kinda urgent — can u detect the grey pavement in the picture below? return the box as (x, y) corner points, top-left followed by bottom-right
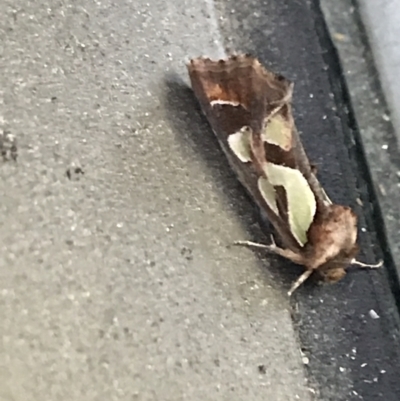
(321, 0), (400, 279)
(2, 0), (400, 400)
(356, 0), (400, 278)
(0, 1), (310, 400)
(359, 0), (400, 140)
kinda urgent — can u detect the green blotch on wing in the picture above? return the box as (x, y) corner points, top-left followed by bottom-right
(228, 128), (316, 246)
(258, 177), (279, 215)
(262, 163), (316, 246)
(262, 115), (291, 151)
(227, 128), (252, 162)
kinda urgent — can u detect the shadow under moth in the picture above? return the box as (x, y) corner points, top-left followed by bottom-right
(187, 54), (381, 296)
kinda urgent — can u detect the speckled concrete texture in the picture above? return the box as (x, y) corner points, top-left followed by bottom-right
(213, 1), (400, 400)
(0, 1), (310, 400)
(357, 0), (400, 142)
(321, 0), (400, 281)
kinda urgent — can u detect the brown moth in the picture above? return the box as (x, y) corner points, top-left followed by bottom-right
(187, 54), (381, 295)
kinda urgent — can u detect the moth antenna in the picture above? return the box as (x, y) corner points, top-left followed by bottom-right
(288, 269), (313, 296)
(350, 259), (383, 269)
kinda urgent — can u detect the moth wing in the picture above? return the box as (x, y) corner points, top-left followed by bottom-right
(187, 55), (293, 111)
(263, 162), (316, 246)
(187, 55), (304, 253)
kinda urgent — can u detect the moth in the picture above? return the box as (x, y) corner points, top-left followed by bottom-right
(187, 54), (381, 295)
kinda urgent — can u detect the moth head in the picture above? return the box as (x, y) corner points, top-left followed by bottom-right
(316, 242), (360, 283)
(319, 267), (347, 283)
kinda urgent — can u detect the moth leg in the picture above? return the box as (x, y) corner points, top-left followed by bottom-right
(233, 239), (306, 265)
(288, 270), (313, 297)
(233, 240), (272, 250)
(233, 239), (314, 296)
(233, 234), (277, 250)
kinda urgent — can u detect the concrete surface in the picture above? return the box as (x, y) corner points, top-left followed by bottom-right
(358, 0), (400, 144)
(2, 0), (400, 400)
(216, 2), (400, 400)
(213, 1), (400, 400)
(317, 2), (400, 400)
(0, 1), (310, 400)
(321, 0), (400, 284)
(322, 0), (400, 286)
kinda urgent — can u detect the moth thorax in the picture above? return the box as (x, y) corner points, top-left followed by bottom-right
(306, 204), (359, 270)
